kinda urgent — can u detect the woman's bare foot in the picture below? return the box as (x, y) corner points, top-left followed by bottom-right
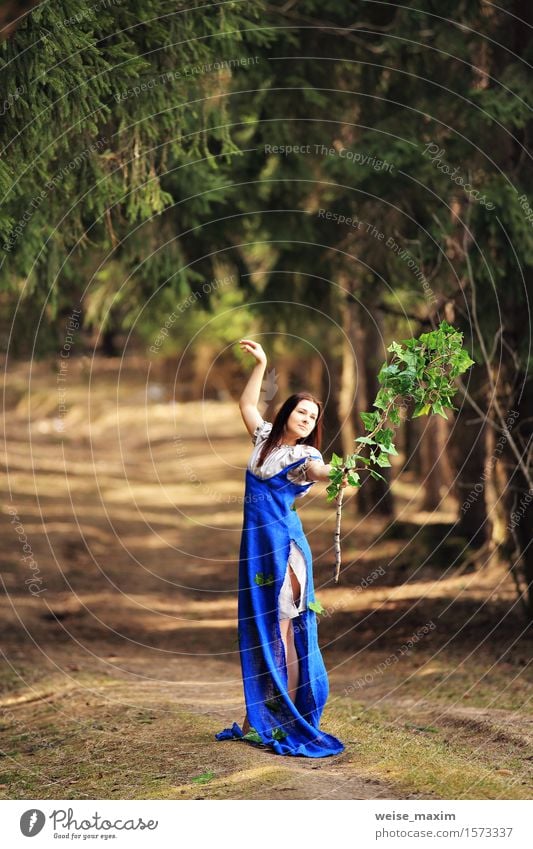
(242, 715), (251, 734)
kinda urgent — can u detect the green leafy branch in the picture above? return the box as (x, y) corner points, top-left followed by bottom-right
(327, 320), (475, 583)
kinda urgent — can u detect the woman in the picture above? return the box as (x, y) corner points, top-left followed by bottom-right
(215, 339), (347, 758)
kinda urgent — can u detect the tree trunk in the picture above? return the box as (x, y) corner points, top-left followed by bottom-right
(486, 420), (509, 549)
(100, 326), (118, 358)
(448, 365), (492, 547)
(400, 397), (423, 476)
(191, 344), (213, 400)
(337, 281), (358, 463)
(0, 0), (40, 41)
(308, 354), (323, 398)
(420, 414), (447, 511)
(440, 416), (455, 491)
(320, 345), (344, 459)
(356, 303), (394, 517)
(500, 371), (533, 619)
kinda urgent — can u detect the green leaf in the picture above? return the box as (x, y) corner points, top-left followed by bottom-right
(387, 341), (404, 356)
(399, 351), (420, 369)
(243, 728), (263, 744)
(271, 727), (288, 741)
(308, 599), (326, 614)
(453, 350), (475, 373)
(254, 572), (274, 586)
(360, 411), (380, 431)
(412, 402), (431, 417)
(431, 401), (449, 419)
(374, 388), (394, 409)
(369, 469), (386, 482)
(378, 362), (400, 383)
(378, 442), (399, 456)
(355, 436), (377, 445)
(375, 452), (392, 467)
(192, 771), (215, 784)
(419, 329), (440, 350)
(374, 427), (394, 448)
(347, 472), (361, 485)
(330, 452), (343, 467)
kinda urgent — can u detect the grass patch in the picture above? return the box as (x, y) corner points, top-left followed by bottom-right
(334, 699), (533, 800)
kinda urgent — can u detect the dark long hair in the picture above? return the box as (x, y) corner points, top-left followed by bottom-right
(257, 392), (324, 467)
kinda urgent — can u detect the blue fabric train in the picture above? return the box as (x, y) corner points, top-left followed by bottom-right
(215, 456), (345, 758)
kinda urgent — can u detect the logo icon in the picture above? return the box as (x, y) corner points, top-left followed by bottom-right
(20, 809), (45, 837)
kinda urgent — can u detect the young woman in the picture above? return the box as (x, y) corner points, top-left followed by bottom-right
(215, 339), (347, 758)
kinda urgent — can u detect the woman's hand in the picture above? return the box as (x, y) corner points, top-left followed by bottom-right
(238, 338), (267, 366)
(310, 462), (350, 485)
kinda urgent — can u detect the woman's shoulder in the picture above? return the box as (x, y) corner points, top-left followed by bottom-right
(286, 444), (324, 491)
(297, 443), (324, 464)
(252, 418), (273, 445)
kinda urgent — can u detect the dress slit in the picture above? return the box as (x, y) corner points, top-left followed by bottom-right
(278, 539), (307, 620)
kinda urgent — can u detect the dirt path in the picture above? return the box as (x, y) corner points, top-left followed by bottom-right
(1, 365), (532, 799)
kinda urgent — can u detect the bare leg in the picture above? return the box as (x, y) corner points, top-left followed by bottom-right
(280, 617), (300, 702)
(280, 563), (302, 702)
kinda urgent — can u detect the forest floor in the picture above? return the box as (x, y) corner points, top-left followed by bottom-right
(1, 359), (532, 800)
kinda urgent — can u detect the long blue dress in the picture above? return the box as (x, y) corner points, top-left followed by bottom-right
(215, 455), (345, 758)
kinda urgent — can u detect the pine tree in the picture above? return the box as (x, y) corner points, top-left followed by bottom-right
(0, 0), (271, 316)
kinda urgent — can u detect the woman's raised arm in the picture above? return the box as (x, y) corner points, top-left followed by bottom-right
(237, 339), (267, 438)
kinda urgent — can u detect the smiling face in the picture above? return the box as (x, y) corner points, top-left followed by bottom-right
(284, 399), (320, 443)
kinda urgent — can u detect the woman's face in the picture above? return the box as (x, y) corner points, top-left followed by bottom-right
(285, 400), (319, 441)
